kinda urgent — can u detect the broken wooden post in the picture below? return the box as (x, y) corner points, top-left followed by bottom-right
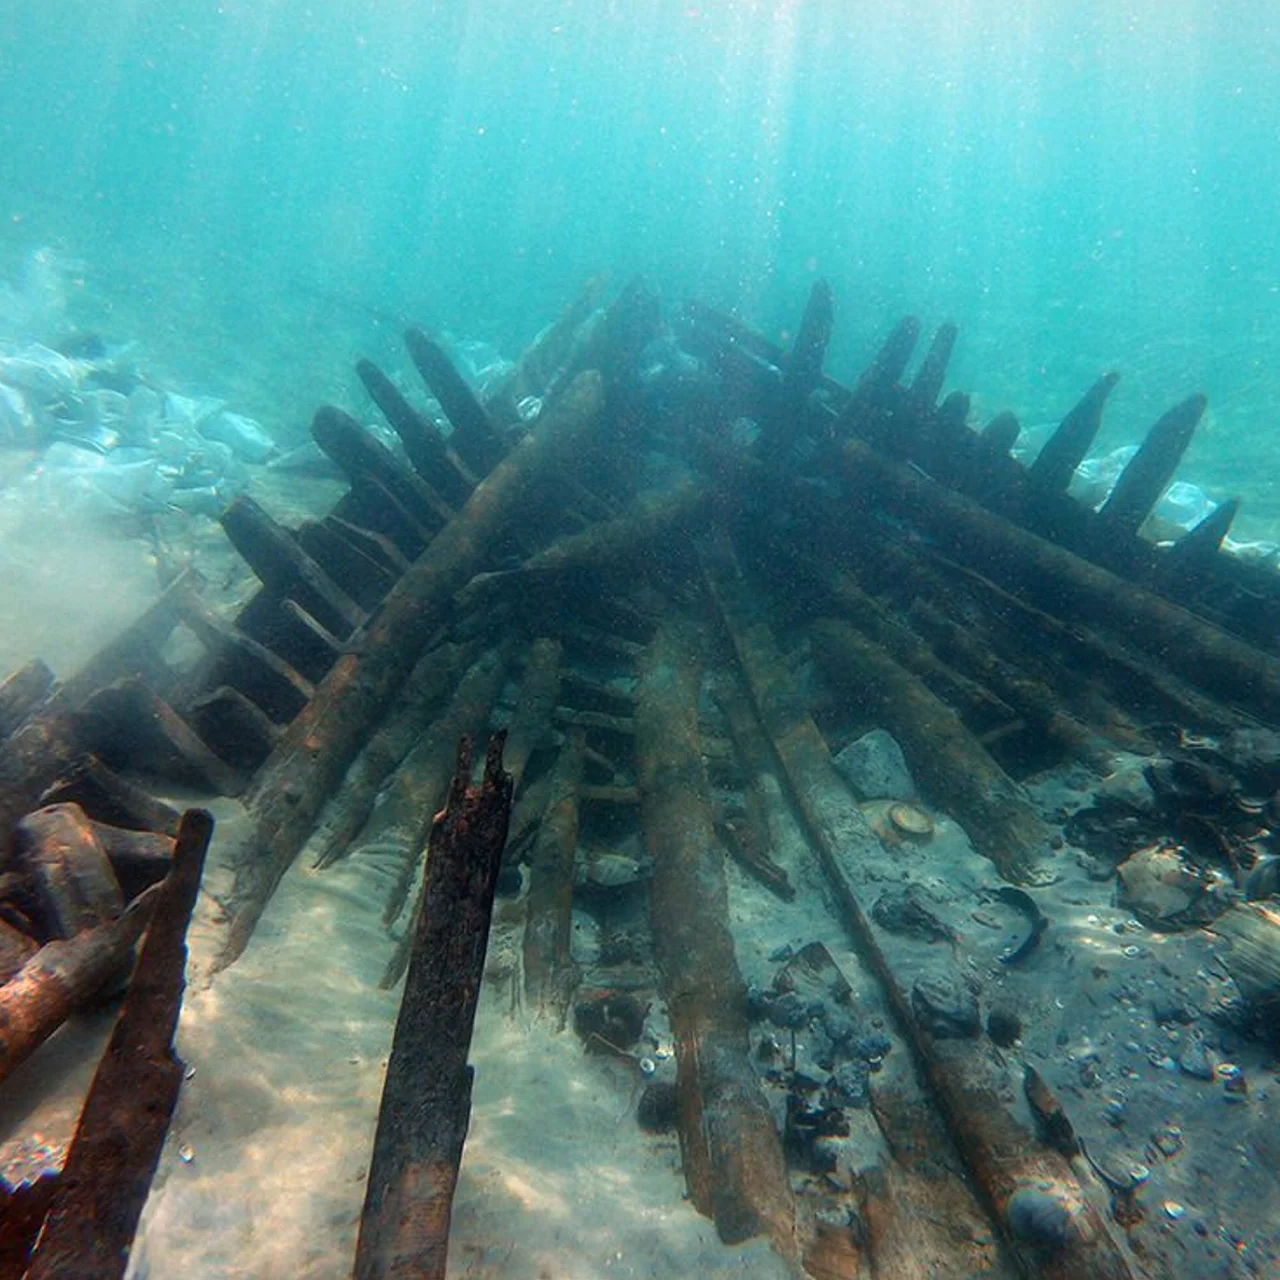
(24, 809), (212, 1280)
(216, 371), (603, 970)
(354, 735), (513, 1280)
(636, 618), (797, 1258)
(522, 730), (584, 1024)
(809, 617), (1051, 881)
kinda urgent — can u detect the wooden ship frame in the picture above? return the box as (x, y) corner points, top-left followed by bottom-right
(3, 275), (1280, 1278)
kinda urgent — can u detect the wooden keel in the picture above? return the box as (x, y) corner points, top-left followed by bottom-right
(24, 810), (213, 1280)
(636, 618), (797, 1258)
(353, 735), (513, 1280)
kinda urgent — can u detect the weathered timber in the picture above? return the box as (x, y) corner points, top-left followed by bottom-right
(1029, 373), (1120, 495)
(216, 370), (603, 970)
(1097, 393), (1207, 537)
(551, 706), (734, 760)
(522, 730), (584, 1024)
(312, 641), (469, 870)
(354, 736), (513, 1280)
(404, 327), (508, 475)
(369, 645), (511, 933)
(326, 513), (413, 577)
(313, 404), (454, 529)
(88, 820), (173, 901)
(840, 437), (1280, 722)
(982, 410), (1022, 455)
(715, 676), (795, 901)
(836, 316), (920, 433)
(356, 357), (475, 507)
(910, 321), (958, 407)
(296, 519), (399, 612)
(24, 809), (212, 1280)
(221, 495), (365, 637)
(40, 757), (181, 838)
(74, 678), (245, 797)
(762, 279), (833, 457)
(810, 617), (1049, 879)
(336, 477), (432, 560)
(863, 1074), (1020, 1280)
(0, 886), (157, 1087)
(636, 618), (797, 1257)
(188, 684), (281, 770)
(502, 638), (563, 791)
(489, 278), (607, 421)
(904, 598), (1119, 770)
(0, 659), (54, 741)
(1157, 497), (1240, 590)
(0, 574), (198, 857)
(579, 783), (639, 806)
(176, 586), (313, 723)
(14, 804), (124, 938)
(455, 480), (709, 609)
(703, 535), (1135, 1280)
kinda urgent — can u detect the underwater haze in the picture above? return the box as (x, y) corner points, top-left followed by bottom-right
(2, 0), (1279, 518)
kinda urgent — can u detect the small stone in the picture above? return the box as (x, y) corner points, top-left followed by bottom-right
(637, 1081), (679, 1133)
(178, 1144), (195, 1164)
(1178, 1041), (1216, 1081)
(1007, 1187), (1072, 1248)
(1152, 1126), (1183, 1157)
(1163, 1201), (1186, 1220)
(767, 991), (809, 1030)
(826, 1060), (870, 1109)
(912, 974), (980, 1039)
(834, 729), (915, 801)
(850, 1031), (892, 1063)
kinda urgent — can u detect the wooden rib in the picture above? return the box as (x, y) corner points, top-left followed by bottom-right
(312, 404), (454, 528)
(1029, 373), (1120, 494)
(221, 495), (365, 637)
(1098, 392), (1207, 535)
(354, 736), (513, 1280)
(910, 321), (958, 407)
(356, 357), (475, 506)
(404, 327), (507, 475)
(0, 659), (54, 741)
(522, 730), (584, 1025)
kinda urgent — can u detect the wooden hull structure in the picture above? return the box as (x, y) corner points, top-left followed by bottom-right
(4, 275), (1279, 1278)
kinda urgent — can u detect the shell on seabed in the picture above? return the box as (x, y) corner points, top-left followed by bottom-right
(889, 802), (934, 840)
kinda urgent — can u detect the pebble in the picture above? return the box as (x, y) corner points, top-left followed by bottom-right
(1178, 1041), (1216, 1081)
(1164, 1201), (1187, 1220)
(1007, 1187), (1072, 1248)
(987, 1005), (1023, 1048)
(833, 729), (915, 801)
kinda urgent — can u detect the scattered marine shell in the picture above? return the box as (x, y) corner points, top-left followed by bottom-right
(889, 802), (934, 840)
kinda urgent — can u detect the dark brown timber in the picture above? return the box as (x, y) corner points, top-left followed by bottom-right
(353, 735), (513, 1280)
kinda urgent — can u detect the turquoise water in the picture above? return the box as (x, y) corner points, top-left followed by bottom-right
(2, 0), (1278, 522)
